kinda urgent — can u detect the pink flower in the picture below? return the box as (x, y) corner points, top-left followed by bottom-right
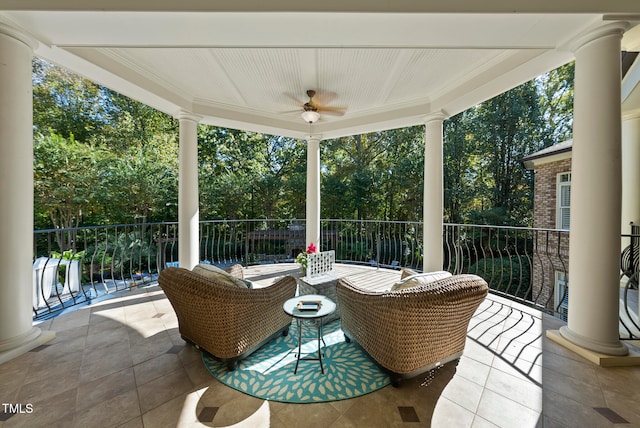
(306, 242), (317, 254)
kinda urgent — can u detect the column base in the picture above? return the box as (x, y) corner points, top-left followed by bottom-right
(0, 327), (56, 365)
(548, 329), (640, 367)
(558, 325), (628, 356)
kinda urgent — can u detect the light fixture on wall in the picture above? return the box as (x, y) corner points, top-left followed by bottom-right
(301, 109), (320, 124)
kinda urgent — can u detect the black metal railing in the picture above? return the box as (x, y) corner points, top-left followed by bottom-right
(620, 223), (640, 340)
(32, 222), (176, 318)
(32, 219), (637, 338)
(323, 219), (423, 269)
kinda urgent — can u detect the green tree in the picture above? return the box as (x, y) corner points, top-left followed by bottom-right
(34, 132), (110, 242)
(442, 64), (574, 226)
(444, 114), (476, 223)
(97, 89), (178, 151)
(466, 81), (544, 225)
(198, 128), (305, 220)
(100, 137), (179, 224)
(279, 140), (308, 219)
(33, 58), (180, 227)
(380, 126), (424, 221)
(323, 133), (389, 220)
(536, 61), (574, 145)
(33, 58), (107, 144)
(199, 128), (261, 219)
(32, 56), (576, 229)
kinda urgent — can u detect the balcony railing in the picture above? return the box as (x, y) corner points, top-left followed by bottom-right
(620, 223), (640, 339)
(31, 219), (639, 340)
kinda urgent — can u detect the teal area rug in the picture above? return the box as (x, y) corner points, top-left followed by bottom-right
(202, 320), (390, 403)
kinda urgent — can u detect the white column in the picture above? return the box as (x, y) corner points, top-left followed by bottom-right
(177, 111), (201, 270)
(306, 134), (322, 249)
(0, 25), (54, 364)
(423, 113), (446, 272)
(559, 23), (629, 356)
(621, 112), (640, 231)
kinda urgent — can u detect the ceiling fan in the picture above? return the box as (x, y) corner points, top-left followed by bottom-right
(288, 90), (346, 123)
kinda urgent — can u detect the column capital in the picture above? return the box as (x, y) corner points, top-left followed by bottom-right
(0, 24), (37, 50)
(175, 110), (202, 123)
(568, 21), (629, 53)
(305, 133), (323, 142)
(423, 111), (448, 124)
(622, 109), (640, 121)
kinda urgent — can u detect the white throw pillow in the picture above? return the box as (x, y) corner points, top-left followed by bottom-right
(391, 270), (452, 291)
(192, 264), (250, 289)
(400, 267), (419, 279)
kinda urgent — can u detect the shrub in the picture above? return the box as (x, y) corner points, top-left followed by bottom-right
(469, 256), (531, 299)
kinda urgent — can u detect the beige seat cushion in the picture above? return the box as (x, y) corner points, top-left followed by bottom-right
(391, 270), (452, 291)
(192, 264), (252, 288)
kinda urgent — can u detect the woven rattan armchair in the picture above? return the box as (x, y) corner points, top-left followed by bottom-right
(158, 266), (297, 370)
(337, 274), (488, 386)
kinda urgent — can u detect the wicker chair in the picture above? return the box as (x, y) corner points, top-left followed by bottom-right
(158, 266), (297, 370)
(337, 274), (488, 386)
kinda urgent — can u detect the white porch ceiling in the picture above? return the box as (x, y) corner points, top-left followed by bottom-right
(1, 3), (640, 139)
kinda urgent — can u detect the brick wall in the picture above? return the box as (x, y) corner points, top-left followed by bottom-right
(531, 230), (570, 314)
(531, 158), (571, 317)
(532, 158), (572, 229)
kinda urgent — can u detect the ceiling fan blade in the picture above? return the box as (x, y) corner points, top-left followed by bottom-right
(284, 93), (304, 105)
(314, 90), (338, 105)
(321, 109), (345, 117)
(281, 90), (345, 119)
(321, 105), (346, 111)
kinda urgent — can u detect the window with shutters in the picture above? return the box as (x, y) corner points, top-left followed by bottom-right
(556, 172), (571, 230)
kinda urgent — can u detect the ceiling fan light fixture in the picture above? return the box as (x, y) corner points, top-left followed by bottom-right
(301, 110), (320, 123)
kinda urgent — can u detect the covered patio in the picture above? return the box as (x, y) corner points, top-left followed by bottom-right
(2, 263), (637, 427)
(2, 3), (640, 425)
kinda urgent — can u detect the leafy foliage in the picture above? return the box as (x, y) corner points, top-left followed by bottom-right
(323, 127), (424, 221)
(34, 131), (109, 232)
(469, 256), (531, 299)
(536, 62), (574, 144)
(33, 57), (574, 229)
(443, 72), (573, 226)
(33, 58), (107, 143)
(33, 58), (179, 230)
(198, 128), (306, 220)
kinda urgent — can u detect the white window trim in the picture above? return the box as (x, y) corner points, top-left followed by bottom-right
(556, 172), (571, 230)
(554, 271), (568, 320)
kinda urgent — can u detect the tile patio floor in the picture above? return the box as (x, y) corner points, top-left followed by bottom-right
(1, 263), (639, 427)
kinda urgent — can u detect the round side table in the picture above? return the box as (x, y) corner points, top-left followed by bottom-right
(283, 294), (337, 374)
